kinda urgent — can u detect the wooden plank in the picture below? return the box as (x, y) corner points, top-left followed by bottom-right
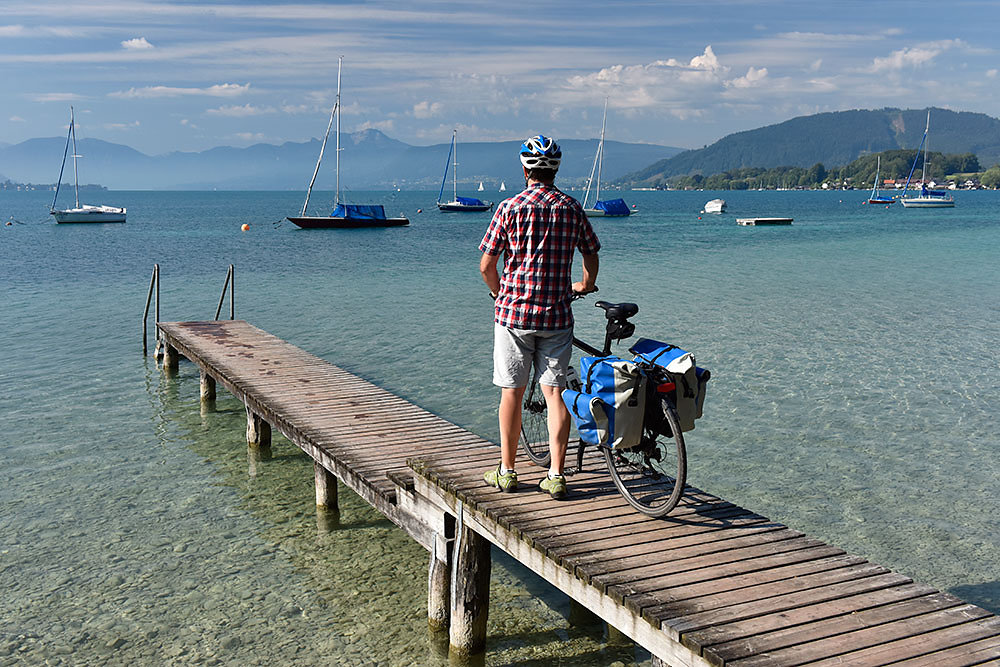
(704, 591), (968, 665)
(887, 633), (1000, 666)
(728, 605), (997, 667)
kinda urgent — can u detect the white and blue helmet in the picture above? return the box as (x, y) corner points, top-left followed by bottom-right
(519, 135), (562, 170)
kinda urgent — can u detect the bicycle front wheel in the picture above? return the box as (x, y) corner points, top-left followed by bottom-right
(519, 369), (552, 467)
(604, 400), (687, 517)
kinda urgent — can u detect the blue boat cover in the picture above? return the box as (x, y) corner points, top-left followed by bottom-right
(595, 198), (631, 216)
(921, 185), (948, 197)
(332, 203), (387, 219)
(456, 196), (487, 206)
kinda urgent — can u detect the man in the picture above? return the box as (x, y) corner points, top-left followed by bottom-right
(479, 135), (600, 499)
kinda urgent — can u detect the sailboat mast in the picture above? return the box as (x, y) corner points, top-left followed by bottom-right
(871, 155), (880, 198)
(920, 110), (930, 187)
(595, 97), (608, 202)
(301, 94), (338, 216)
(70, 106), (80, 208)
(335, 56), (342, 206)
(452, 129), (458, 202)
(52, 108), (73, 212)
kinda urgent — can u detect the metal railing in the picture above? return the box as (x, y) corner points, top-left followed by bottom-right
(142, 264), (236, 355)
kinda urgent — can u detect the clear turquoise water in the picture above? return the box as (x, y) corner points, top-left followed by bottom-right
(2, 188), (998, 665)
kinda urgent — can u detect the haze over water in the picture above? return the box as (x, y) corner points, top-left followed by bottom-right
(2, 188), (998, 665)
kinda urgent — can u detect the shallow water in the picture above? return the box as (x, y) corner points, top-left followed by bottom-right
(2, 188), (998, 664)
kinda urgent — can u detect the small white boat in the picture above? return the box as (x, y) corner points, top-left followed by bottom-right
(499, 181), (506, 192)
(702, 198), (726, 214)
(899, 111), (955, 209)
(477, 181), (484, 192)
(736, 217), (793, 226)
(50, 107), (126, 223)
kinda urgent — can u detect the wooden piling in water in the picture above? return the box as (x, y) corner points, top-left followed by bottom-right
(200, 370), (216, 402)
(314, 461), (338, 512)
(427, 534), (451, 633)
(448, 518), (490, 656)
(163, 342), (179, 371)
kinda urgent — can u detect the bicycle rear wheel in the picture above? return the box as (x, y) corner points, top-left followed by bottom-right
(603, 400), (686, 517)
(519, 369), (552, 467)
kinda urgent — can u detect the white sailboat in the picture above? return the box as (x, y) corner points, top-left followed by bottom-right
(582, 98), (630, 218)
(899, 110), (954, 208)
(50, 106), (126, 223)
(499, 181), (506, 192)
(436, 129), (492, 212)
(477, 181), (484, 192)
(287, 57), (408, 228)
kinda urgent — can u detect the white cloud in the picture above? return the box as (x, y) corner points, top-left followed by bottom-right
(809, 59), (823, 72)
(31, 92), (82, 102)
(868, 40), (963, 72)
(9, 115), (25, 122)
(726, 67), (768, 89)
(988, 69), (998, 78)
(181, 119), (200, 129)
(355, 119), (395, 133)
(0, 24), (24, 36)
(412, 101), (442, 119)
(104, 121), (141, 130)
(233, 132), (268, 142)
(121, 37), (154, 50)
(206, 104), (274, 117)
(109, 83), (250, 99)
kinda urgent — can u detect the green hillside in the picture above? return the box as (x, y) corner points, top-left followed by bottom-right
(623, 108), (1000, 186)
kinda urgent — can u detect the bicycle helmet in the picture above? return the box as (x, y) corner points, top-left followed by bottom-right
(519, 135), (562, 170)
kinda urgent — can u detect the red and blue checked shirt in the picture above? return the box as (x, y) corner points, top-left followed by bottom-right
(479, 183), (601, 330)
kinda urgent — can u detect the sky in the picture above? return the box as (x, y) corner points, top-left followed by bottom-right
(2, 0), (999, 155)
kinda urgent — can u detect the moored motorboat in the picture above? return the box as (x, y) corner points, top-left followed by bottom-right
(702, 198), (726, 214)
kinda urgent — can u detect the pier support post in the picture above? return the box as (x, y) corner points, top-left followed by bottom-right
(449, 516), (490, 657)
(163, 343), (179, 372)
(200, 371), (216, 402)
(314, 461), (338, 512)
(245, 405), (272, 460)
(428, 530), (451, 633)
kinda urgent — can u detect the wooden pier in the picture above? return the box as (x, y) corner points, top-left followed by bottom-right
(155, 320), (1000, 666)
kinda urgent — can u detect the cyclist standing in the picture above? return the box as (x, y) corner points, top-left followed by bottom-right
(479, 135), (600, 499)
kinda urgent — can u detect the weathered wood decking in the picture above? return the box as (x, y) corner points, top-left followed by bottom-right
(156, 320), (1000, 666)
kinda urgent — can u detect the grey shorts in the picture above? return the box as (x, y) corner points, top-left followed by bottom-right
(493, 324), (573, 389)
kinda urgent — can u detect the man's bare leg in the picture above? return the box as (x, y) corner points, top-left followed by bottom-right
(498, 386), (526, 470)
(540, 383), (570, 475)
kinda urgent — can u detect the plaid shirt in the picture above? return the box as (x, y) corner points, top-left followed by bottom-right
(479, 183), (601, 330)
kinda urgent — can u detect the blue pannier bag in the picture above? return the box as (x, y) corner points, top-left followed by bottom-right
(561, 356), (646, 449)
(630, 338), (710, 432)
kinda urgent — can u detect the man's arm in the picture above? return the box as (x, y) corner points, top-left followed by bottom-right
(480, 252), (501, 296)
(572, 252), (599, 294)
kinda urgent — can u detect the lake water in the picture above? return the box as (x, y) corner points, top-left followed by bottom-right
(2, 188), (999, 665)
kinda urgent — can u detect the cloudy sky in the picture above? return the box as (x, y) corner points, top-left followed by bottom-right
(2, 0), (998, 154)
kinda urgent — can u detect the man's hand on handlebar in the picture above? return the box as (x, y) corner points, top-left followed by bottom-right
(571, 283), (599, 297)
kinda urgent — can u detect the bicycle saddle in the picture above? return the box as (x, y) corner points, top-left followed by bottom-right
(594, 300), (638, 320)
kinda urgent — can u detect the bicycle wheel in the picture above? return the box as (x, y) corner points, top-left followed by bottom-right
(603, 399), (687, 517)
(519, 368), (552, 467)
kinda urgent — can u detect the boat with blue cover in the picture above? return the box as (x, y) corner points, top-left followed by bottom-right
(288, 57), (408, 229)
(582, 98), (631, 218)
(436, 129), (492, 212)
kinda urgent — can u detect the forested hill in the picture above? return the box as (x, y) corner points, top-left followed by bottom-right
(623, 108), (1000, 186)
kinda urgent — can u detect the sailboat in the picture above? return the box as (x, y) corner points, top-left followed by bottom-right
(867, 155), (895, 205)
(287, 57), (409, 228)
(50, 107), (126, 223)
(499, 181), (506, 192)
(436, 129), (492, 212)
(899, 110), (954, 208)
(477, 182), (484, 192)
(582, 98), (630, 218)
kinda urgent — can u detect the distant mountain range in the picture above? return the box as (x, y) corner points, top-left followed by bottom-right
(0, 130), (681, 191)
(622, 108), (1000, 186)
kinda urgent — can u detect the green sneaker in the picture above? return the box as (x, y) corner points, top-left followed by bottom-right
(484, 465), (518, 492)
(539, 474), (567, 499)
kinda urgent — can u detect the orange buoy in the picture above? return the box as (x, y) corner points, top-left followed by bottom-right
(417, 208), (422, 214)
(241, 223), (250, 231)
